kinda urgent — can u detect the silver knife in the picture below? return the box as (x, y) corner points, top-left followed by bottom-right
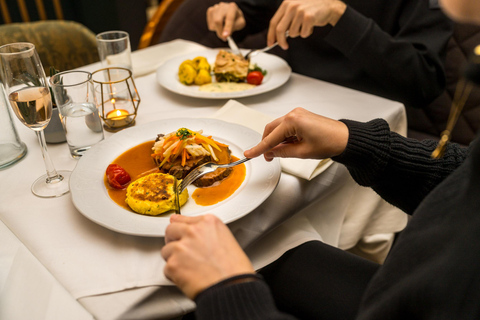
(174, 177), (181, 215)
(227, 36), (243, 57)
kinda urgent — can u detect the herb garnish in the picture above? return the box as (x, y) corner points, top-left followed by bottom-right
(176, 128), (193, 140)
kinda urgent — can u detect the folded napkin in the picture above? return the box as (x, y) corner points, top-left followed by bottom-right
(132, 39), (207, 77)
(211, 100), (333, 180)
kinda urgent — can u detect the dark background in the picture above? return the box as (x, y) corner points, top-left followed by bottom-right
(0, 0), (151, 49)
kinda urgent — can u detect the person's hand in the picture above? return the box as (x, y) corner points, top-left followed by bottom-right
(161, 214), (254, 299)
(267, 0), (347, 49)
(244, 108), (349, 161)
(207, 2), (246, 40)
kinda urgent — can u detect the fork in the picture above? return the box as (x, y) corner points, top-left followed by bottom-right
(244, 31), (289, 60)
(177, 158), (251, 193)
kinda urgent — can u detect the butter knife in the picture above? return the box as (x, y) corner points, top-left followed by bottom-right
(227, 36), (243, 57)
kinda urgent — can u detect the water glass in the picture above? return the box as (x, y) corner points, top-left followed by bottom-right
(50, 70), (104, 158)
(0, 84), (27, 169)
(96, 31), (132, 72)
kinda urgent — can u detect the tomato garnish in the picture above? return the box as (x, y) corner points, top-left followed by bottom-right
(246, 71), (264, 85)
(106, 164), (131, 189)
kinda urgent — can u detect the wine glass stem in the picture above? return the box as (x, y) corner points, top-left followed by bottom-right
(35, 129), (63, 183)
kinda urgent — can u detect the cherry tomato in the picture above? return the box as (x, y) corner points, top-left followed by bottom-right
(246, 71), (264, 85)
(106, 164), (131, 189)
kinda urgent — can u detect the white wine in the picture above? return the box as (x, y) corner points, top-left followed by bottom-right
(9, 87), (52, 130)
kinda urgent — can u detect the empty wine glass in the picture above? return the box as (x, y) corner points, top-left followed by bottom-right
(0, 42), (70, 198)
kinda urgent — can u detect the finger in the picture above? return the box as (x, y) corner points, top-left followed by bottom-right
(164, 221), (190, 244)
(222, 3), (238, 38)
(170, 214), (205, 224)
(267, 3), (287, 46)
(245, 122), (295, 158)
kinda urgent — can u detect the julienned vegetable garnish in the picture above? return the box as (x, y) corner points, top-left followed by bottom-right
(152, 128), (225, 168)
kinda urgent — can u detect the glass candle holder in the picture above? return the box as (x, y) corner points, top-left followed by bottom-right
(91, 67), (140, 132)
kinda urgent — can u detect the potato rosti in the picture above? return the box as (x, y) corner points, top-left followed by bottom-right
(125, 173), (188, 215)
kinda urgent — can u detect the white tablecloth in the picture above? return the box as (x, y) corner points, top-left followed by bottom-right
(0, 39), (408, 320)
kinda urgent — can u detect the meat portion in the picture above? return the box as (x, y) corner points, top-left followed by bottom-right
(156, 145), (233, 187)
(193, 167), (233, 187)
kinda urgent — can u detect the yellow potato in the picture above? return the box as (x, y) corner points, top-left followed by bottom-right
(178, 62), (197, 85)
(125, 173), (188, 216)
(194, 69), (212, 85)
(193, 56), (211, 72)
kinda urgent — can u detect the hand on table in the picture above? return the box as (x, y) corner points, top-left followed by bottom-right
(207, 2), (246, 40)
(268, 0), (347, 49)
(161, 214), (254, 299)
(244, 107), (349, 162)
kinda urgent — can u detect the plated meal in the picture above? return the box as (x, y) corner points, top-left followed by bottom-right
(104, 127), (247, 215)
(178, 50), (267, 93)
(70, 118), (281, 237)
(156, 49), (291, 99)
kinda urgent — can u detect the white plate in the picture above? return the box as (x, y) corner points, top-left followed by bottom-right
(70, 118), (281, 237)
(156, 49), (291, 99)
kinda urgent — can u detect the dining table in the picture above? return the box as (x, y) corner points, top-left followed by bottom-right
(0, 39), (408, 320)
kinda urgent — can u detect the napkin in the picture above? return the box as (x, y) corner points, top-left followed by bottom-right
(132, 39), (207, 77)
(211, 100), (333, 180)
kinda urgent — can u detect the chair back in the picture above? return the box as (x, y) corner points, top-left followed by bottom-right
(0, 20), (99, 74)
(406, 23), (480, 145)
(0, 0), (64, 24)
(138, 0), (185, 49)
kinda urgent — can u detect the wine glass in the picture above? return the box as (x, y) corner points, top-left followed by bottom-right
(0, 42), (70, 198)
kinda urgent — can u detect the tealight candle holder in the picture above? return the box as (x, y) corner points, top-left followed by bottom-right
(92, 67), (140, 132)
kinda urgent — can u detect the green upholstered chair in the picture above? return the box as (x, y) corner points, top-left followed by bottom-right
(0, 20), (99, 74)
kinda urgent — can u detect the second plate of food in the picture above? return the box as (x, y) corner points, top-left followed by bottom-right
(156, 49), (291, 99)
(70, 118), (281, 237)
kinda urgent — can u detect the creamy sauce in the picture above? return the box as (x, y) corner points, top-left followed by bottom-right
(199, 82), (255, 93)
(105, 140), (246, 211)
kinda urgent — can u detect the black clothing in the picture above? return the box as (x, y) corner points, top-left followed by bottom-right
(236, 0), (453, 108)
(159, 0), (453, 108)
(194, 119), (480, 319)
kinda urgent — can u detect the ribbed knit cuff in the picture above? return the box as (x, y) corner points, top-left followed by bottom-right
(195, 274), (288, 320)
(332, 118), (391, 186)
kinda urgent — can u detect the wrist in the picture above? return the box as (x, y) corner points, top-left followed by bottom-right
(329, 1), (347, 26)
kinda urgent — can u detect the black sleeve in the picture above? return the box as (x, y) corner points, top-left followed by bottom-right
(325, 1), (453, 108)
(332, 119), (468, 214)
(195, 277), (296, 320)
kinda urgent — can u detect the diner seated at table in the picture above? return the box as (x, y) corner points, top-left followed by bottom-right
(159, 0), (453, 109)
(163, 100), (479, 318)
(162, 0), (480, 309)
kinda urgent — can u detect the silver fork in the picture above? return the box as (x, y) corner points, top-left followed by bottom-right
(244, 31), (289, 60)
(177, 158), (251, 193)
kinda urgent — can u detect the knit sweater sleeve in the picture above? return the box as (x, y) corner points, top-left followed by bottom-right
(332, 119), (468, 214)
(195, 277), (296, 320)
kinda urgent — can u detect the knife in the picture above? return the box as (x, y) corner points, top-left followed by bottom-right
(174, 177), (181, 215)
(227, 36), (243, 57)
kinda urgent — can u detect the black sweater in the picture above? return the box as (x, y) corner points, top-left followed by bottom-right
(194, 119), (480, 319)
(236, 0), (453, 108)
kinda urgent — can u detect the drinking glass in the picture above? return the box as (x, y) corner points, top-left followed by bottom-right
(0, 42), (70, 198)
(50, 70), (104, 158)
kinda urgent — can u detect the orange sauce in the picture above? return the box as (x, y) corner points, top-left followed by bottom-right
(105, 141), (159, 210)
(105, 140), (246, 210)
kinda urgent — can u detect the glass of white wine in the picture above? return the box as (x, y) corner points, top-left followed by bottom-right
(0, 42), (70, 198)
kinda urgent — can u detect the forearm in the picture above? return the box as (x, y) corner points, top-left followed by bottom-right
(333, 119), (468, 214)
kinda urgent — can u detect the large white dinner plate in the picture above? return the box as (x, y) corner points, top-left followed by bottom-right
(70, 118), (281, 237)
(156, 49), (291, 99)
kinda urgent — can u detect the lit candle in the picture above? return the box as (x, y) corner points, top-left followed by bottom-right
(106, 108), (131, 128)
